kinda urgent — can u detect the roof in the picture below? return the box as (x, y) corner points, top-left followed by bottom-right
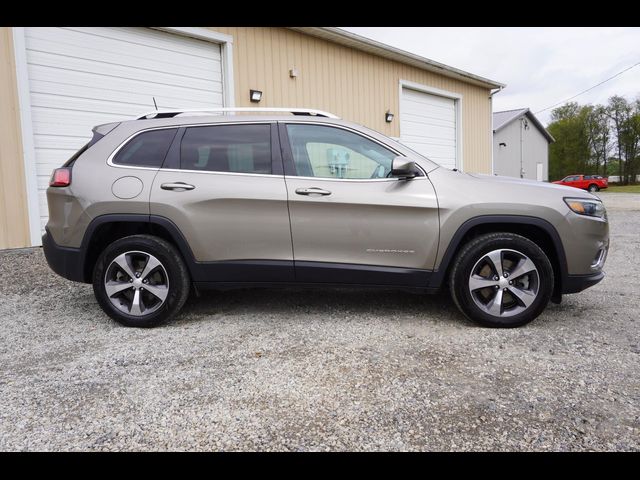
(290, 27), (505, 90)
(493, 108), (555, 143)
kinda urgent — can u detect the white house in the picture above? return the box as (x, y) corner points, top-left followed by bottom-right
(493, 108), (554, 181)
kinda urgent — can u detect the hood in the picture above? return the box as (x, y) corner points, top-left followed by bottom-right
(465, 173), (594, 197)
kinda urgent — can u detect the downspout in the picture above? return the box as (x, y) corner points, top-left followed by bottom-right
(520, 118), (523, 178)
(489, 87), (504, 175)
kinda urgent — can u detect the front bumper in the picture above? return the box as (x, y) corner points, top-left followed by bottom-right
(42, 228), (86, 283)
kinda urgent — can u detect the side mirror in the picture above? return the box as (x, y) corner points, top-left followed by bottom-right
(391, 156), (418, 179)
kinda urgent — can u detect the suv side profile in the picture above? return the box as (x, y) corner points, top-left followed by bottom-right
(43, 108), (609, 328)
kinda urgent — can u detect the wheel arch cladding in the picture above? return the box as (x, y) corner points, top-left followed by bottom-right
(431, 215), (567, 296)
(80, 214), (197, 283)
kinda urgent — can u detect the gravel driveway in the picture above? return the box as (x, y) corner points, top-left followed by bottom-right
(0, 193), (638, 451)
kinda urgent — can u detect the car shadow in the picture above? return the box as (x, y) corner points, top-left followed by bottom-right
(177, 286), (468, 327)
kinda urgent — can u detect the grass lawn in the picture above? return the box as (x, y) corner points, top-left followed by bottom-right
(602, 184), (640, 193)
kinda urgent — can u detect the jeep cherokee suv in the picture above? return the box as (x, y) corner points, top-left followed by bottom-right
(42, 108), (609, 328)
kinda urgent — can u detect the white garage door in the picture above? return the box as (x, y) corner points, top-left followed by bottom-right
(400, 87), (457, 170)
(23, 27), (225, 233)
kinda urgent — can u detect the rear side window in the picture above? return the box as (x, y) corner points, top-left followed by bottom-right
(180, 124), (271, 174)
(113, 128), (178, 168)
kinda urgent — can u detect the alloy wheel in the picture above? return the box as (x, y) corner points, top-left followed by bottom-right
(104, 251), (169, 316)
(468, 248), (540, 317)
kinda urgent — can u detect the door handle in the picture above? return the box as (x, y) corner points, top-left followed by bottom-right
(295, 187), (332, 196)
(161, 182), (195, 191)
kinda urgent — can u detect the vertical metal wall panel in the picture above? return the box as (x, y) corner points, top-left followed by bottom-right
(0, 27), (31, 249)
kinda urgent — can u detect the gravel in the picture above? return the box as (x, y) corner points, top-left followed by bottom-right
(0, 192), (638, 451)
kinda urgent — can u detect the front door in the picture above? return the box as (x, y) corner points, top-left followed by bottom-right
(280, 122), (439, 286)
(150, 122), (294, 282)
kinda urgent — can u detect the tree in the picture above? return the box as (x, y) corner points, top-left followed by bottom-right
(545, 95), (639, 184)
(584, 105), (610, 176)
(547, 102), (591, 180)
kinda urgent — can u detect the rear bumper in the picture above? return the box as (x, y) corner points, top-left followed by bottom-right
(562, 271), (605, 294)
(42, 229), (86, 283)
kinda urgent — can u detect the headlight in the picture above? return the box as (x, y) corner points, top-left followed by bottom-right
(564, 197), (606, 218)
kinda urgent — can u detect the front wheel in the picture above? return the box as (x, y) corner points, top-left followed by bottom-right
(588, 184), (599, 192)
(449, 233), (554, 328)
(92, 235), (190, 327)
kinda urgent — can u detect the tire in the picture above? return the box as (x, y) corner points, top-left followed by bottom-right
(588, 184), (599, 192)
(92, 235), (190, 328)
(449, 232), (554, 328)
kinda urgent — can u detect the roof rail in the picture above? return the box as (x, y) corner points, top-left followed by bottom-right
(136, 107), (340, 120)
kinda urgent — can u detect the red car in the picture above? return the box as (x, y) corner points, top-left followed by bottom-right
(552, 174), (608, 192)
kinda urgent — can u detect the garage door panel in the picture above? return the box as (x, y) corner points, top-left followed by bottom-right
(28, 27), (222, 64)
(400, 87), (457, 170)
(402, 98), (454, 114)
(400, 135), (456, 147)
(402, 88), (454, 109)
(24, 27), (225, 233)
(63, 27), (222, 61)
(25, 36), (222, 81)
(30, 92), (223, 119)
(34, 134), (91, 151)
(402, 105), (456, 127)
(30, 78), (222, 107)
(36, 148), (81, 165)
(26, 51), (221, 93)
(403, 117), (456, 135)
(401, 144), (455, 158)
(401, 123), (456, 141)
(31, 107), (126, 132)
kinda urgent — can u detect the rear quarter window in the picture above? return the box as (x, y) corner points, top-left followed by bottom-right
(113, 128), (178, 168)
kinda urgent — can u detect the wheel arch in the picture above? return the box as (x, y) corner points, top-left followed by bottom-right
(80, 214), (197, 283)
(430, 215), (568, 298)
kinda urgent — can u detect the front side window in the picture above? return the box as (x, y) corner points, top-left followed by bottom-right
(286, 124), (398, 179)
(180, 124), (271, 174)
(113, 128), (178, 167)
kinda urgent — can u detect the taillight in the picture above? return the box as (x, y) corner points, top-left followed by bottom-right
(49, 168), (71, 187)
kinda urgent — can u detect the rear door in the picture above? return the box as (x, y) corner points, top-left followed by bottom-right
(280, 122), (439, 286)
(150, 122), (294, 282)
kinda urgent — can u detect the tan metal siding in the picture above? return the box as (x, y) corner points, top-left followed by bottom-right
(212, 27), (492, 174)
(0, 28), (30, 249)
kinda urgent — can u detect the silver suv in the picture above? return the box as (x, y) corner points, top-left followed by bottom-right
(43, 108), (609, 328)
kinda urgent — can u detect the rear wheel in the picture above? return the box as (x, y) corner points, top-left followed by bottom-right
(588, 184), (599, 192)
(93, 235), (190, 327)
(449, 232), (554, 328)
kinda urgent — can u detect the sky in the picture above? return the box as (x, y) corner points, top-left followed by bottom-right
(342, 27), (640, 126)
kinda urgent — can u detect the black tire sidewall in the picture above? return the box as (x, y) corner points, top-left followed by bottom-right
(92, 235), (189, 328)
(450, 233), (554, 328)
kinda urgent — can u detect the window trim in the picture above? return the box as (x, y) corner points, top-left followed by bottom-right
(278, 121), (426, 181)
(110, 127), (179, 169)
(107, 121), (282, 177)
(178, 123), (274, 175)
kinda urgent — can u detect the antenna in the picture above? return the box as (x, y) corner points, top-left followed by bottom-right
(153, 97), (158, 111)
